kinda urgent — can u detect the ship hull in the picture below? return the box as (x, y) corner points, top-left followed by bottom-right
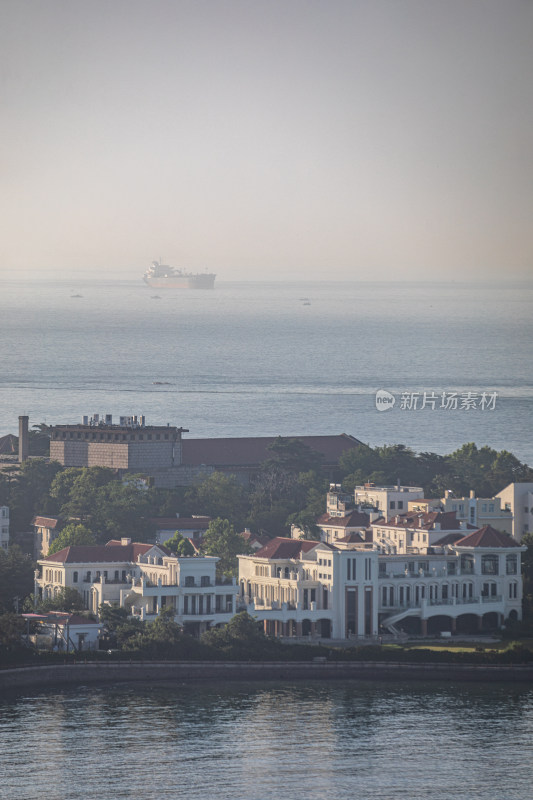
(143, 274), (216, 289)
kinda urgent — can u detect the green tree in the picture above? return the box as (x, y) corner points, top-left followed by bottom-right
(0, 546), (35, 613)
(201, 611), (278, 659)
(187, 472), (246, 525)
(201, 518), (250, 579)
(164, 532), (195, 556)
(36, 587), (85, 613)
(263, 437), (323, 474)
(121, 608), (183, 655)
(521, 533), (533, 623)
(98, 603), (129, 628)
(29, 423), (51, 456)
(48, 523), (96, 555)
(51, 466), (116, 522)
(8, 459), (62, 531)
(115, 616), (146, 648)
(91, 481), (153, 541)
(0, 613), (26, 648)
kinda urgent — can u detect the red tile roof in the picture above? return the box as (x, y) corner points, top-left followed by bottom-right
(432, 533), (465, 546)
(253, 537), (322, 560)
(181, 434), (361, 467)
(317, 511), (371, 528)
(32, 516), (61, 529)
(240, 530), (270, 547)
(455, 526), (522, 548)
(335, 532), (365, 543)
(43, 542), (156, 563)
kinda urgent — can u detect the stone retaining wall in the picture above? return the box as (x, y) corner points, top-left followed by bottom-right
(1, 660), (532, 690)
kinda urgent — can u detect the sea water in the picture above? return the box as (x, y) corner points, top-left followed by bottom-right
(0, 278), (532, 463)
(0, 680), (532, 800)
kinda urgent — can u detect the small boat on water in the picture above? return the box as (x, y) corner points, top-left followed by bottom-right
(71, 294), (83, 298)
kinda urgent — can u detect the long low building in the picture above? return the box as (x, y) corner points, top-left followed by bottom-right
(35, 538), (236, 636)
(238, 526), (525, 639)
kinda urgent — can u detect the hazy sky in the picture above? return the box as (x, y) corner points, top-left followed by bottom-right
(1, 0), (532, 281)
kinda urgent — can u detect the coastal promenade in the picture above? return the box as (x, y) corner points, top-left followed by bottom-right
(1, 660), (532, 690)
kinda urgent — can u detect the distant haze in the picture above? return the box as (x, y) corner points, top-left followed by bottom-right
(1, 0), (532, 281)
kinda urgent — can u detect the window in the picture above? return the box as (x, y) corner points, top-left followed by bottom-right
(184, 575), (195, 587)
(200, 575), (210, 587)
(509, 582), (518, 599)
(442, 584), (448, 600)
(506, 554), (518, 575)
(73, 571), (78, 583)
(460, 554), (474, 574)
(398, 501), (403, 509)
(114, 570), (119, 580)
(481, 554), (499, 575)
(390, 501), (396, 509)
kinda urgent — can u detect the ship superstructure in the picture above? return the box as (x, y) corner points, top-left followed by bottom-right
(143, 260), (216, 289)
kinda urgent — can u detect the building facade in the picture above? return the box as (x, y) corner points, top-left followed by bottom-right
(495, 482), (533, 541)
(353, 483), (424, 513)
(441, 490), (513, 534)
(49, 416), (186, 472)
(237, 526), (525, 640)
(35, 538), (236, 636)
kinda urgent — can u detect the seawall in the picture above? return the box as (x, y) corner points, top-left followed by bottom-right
(1, 660), (532, 690)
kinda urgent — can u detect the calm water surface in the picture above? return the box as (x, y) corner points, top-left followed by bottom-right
(0, 278), (532, 462)
(1, 680), (532, 800)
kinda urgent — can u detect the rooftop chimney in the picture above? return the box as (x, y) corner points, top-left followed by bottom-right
(18, 415), (29, 463)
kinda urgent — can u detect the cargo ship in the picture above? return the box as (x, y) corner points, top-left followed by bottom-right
(143, 260), (216, 289)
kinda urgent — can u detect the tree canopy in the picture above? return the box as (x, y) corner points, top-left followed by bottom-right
(47, 523), (97, 555)
(164, 531), (195, 556)
(201, 518), (250, 579)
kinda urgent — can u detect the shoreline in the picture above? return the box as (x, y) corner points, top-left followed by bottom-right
(1, 660), (532, 691)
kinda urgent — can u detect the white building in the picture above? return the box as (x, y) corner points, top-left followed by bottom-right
(36, 537), (236, 636)
(370, 510), (474, 553)
(495, 482), (533, 541)
(237, 526), (525, 640)
(441, 490), (513, 534)
(32, 515), (63, 558)
(353, 483), (424, 514)
(239, 537), (380, 639)
(0, 506), (9, 551)
(26, 612), (102, 652)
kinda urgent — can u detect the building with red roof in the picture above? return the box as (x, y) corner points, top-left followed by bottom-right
(36, 537), (236, 637)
